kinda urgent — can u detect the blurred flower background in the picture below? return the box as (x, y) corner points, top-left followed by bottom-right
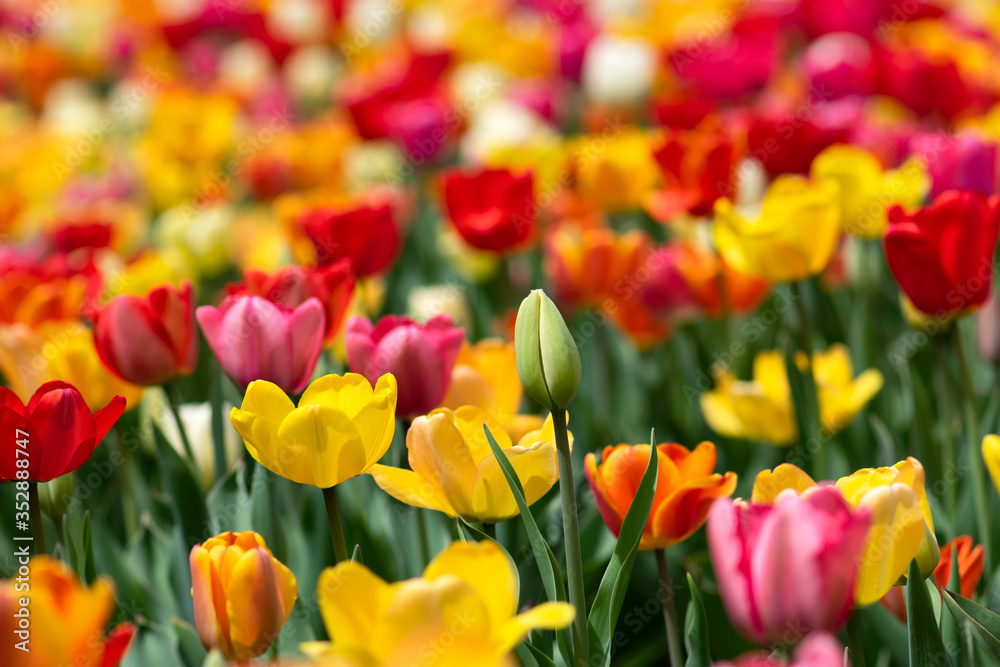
(2, 0), (1000, 665)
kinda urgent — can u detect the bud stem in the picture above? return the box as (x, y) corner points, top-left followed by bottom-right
(322, 485), (350, 564)
(552, 408), (589, 666)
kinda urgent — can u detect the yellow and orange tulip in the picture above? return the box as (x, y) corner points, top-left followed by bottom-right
(189, 531), (298, 662)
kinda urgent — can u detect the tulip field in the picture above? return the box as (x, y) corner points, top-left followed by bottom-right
(6, 1), (1000, 666)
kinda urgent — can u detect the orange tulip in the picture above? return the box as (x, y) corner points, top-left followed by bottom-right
(0, 255), (100, 326)
(189, 531), (298, 661)
(0, 556), (134, 667)
(585, 441), (737, 550)
(545, 227), (651, 310)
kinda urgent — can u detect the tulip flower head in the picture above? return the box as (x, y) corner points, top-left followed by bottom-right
(307, 540), (575, 666)
(586, 441), (737, 549)
(708, 487), (870, 644)
(0, 381), (125, 482)
(227, 261), (356, 345)
(440, 167), (537, 254)
(713, 175), (841, 283)
(189, 531), (298, 661)
(197, 294), (326, 394)
(370, 407), (563, 523)
(345, 314), (464, 418)
(884, 190), (1000, 317)
(300, 202), (399, 277)
(714, 631), (848, 667)
(230, 373), (397, 488)
(984, 434), (1000, 498)
(92, 280), (199, 386)
(0, 557), (135, 667)
(514, 289), (581, 411)
(700, 346), (883, 445)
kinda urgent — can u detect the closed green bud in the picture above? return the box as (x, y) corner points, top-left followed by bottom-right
(37, 474), (74, 518)
(514, 289), (582, 410)
(914, 523), (942, 580)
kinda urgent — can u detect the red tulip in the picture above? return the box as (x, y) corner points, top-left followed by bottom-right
(345, 314), (465, 418)
(93, 281), (200, 386)
(300, 203), (399, 277)
(227, 261), (355, 344)
(0, 381), (125, 482)
(884, 191), (1000, 316)
(440, 168), (537, 254)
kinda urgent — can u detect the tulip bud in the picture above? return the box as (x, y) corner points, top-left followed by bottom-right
(912, 523), (942, 581)
(514, 289), (581, 410)
(37, 474), (74, 517)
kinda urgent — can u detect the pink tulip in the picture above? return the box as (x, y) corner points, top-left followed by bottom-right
(196, 295), (325, 394)
(714, 631), (849, 667)
(707, 487), (869, 644)
(909, 131), (999, 199)
(344, 314), (464, 418)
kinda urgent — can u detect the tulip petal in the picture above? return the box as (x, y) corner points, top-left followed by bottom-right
(424, 541), (518, 631)
(454, 405), (511, 462)
(225, 547), (297, 661)
(190, 545), (224, 654)
(369, 464), (457, 516)
(317, 561), (394, 647)
(28, 383), (95, 480)
(471, 442), (558, 522)
(751, 464), (817, 503)
(496, 602), (576, 655)
(408, 411), (479, 517)
(853, 484), (926, 606)
(276, 405), (370, 487)
(651, 472), (737, 548)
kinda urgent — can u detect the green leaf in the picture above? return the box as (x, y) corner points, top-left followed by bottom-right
(206, 464), (251, 534)
(351, 544), (363, 564)
(152, 423), (209, 550)
(587, 428), (659, 666)
(941, 544), (962, 664)
(907, 559), (951, 667)
(515, 641), (559, 667)
(684, 573), (710, 667)
(172, 618), (208, 667)
(942, 589), (1000, 662)
(482, 425), (571, 665)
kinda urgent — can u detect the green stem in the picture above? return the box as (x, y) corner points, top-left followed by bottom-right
(416, 510), (431, 566)
(792, 281), (826, 480)
(847, 612), (867, 667)
(29, 482), (46, 555)
(483, 522), (497, 541)
(552, 408), (589, 666)
(268, 473), (287, 563)
(932, 339), (957, 520)
(111, 426), (137, 543)
(165, 383), (196, 464)
(952, 326), (992, 572)
(322, 486), (350, 564)
(654, 549), (683, 667)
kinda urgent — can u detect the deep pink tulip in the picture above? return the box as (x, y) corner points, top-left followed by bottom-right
(714, 631), (848, 667)
(196, 295), (325, 394)
(707, 487), (869, 644)
(909, 132), (999, 199)
(344, 314), (464, 418)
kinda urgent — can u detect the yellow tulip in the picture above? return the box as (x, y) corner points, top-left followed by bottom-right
(440, 339), (544, 442)
(572, 129), (660, 213)
(751, 463), (817, 503)
(713, 175), (841, 282)
(700, 345), (883, 445)
(810, 144), (929, 239)
(983, 434), (1000, 498)
(0, 322), (143, 410)
(836, 457), (939, 605)
(306, 540), (575, 666)
(230, 373), (397, 488)
(369, 407), (565, 523)
(189, 531), (298, 661)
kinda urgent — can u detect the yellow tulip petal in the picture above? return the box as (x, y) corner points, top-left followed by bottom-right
(471, 442), (558, 522)
(454, 405), (511, 462)
(424, 541), (517, 632)
(496, 602), (576, 655)
(355, 375), (397, 468)
(853, 484), (926, 606)
(408, 411), (479, 516)
(751, 464), (817, 503)
(230, 406), (282, 471)
(984, 434), (1000, 498)
(368, 464), (457, 516)
(317, 562), (393, 648)
(893, 456), (934, 534)
(241, 380), (297, 423)
(275, 405), (369, 487)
